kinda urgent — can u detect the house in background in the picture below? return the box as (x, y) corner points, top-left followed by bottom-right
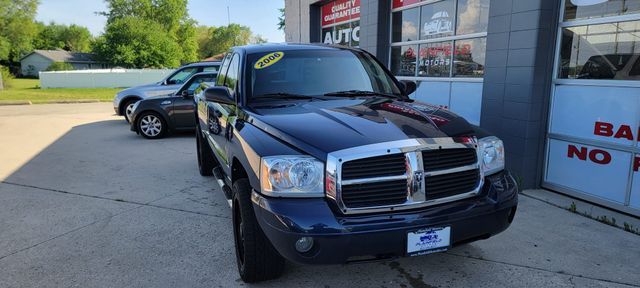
(19, 49), (109, 77)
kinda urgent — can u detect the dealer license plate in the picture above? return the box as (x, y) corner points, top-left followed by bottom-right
(407, 227), (451, 256)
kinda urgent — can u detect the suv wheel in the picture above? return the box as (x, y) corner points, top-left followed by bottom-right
(137, 112), (166, 139)
(123, 99), (138, 123)
(196, 126), (214, 176)
(232, 179), (285, 283)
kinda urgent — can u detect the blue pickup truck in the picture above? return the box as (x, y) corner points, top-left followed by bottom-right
(194, 43), (518, 283)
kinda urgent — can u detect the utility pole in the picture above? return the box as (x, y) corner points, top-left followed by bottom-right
(227, 6), (230, 26)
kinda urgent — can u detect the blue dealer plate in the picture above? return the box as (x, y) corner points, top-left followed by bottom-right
(407, 227), (451, 256)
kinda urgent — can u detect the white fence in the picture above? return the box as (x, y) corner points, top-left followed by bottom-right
(39, 69), (174, 89)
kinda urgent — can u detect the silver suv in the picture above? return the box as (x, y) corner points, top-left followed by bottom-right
(113, 61), (221, 122)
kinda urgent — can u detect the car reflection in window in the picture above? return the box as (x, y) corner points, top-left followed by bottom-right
(578, 54), (640, 80)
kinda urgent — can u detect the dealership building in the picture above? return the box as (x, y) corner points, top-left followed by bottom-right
(284, 0), (640, 216)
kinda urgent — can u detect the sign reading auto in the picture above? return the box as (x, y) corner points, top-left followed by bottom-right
(321, 0), (360, 46)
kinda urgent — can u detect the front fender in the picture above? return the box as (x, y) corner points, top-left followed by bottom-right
(229, 120), (305, 192)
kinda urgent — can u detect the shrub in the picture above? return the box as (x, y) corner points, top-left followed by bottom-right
(45, 62), (75, 71)
(0, 65), (14, 89)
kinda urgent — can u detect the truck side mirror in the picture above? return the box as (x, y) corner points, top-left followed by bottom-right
(181, 90), (191, 98)
(204, 87), (234, 105)
(399, 80), (417, 96)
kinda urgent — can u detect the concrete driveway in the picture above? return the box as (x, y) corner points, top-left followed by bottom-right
(0, 103), (638, 288)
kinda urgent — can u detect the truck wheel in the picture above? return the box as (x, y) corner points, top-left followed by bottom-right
(232, 179), (285, 283)
(137, 112), (166, 139)
(196, 126), (214, 176)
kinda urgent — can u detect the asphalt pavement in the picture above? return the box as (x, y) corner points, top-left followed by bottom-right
(0, 103), (638, 288)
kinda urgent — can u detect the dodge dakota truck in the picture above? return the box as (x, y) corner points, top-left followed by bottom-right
(194, 44), (518, 283)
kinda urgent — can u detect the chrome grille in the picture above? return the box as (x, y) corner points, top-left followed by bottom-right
(341, 153), (406, 180)
(425, 169), (480, 200)
(341, 179), (407, 208)
(422, 148), (477, 172)
(327, 138), (484, 214)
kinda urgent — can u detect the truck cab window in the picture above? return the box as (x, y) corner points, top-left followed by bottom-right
(216, 53), (233, 87)
(224, 54), (240, 94)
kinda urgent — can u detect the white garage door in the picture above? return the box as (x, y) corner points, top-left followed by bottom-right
(544, 0), (640, 216)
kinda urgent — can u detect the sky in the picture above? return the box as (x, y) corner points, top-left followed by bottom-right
(36, 0), (285, 42)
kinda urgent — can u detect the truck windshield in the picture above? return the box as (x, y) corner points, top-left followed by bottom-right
(247, 49), (402, 101)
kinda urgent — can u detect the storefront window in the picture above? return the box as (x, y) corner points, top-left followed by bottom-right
(456, 0), (490, 35)
(392, 7), (420, 42)
(558, 20), (640, 80)
(454, 38), (486, 77)
(545, 1), (640, 216)
(420, 0), (455, 40)
(418, 42), (452, 77)
(390, 0), (488, 78)
(564, 0), (640, 21)
(391, 45), (417, 76)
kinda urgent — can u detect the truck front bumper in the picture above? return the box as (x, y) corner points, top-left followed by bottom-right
(251, 170), (518, 265)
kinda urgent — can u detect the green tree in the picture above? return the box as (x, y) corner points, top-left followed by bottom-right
(45, 61), (74, 71)
(94, 16), (181, 68)
(101, 0), (187, 35)
(62, 25), (93, 52)
(33, 22), (65, 50)
(0, 0), (39, 62)
(251, 35), (268, 44)
(33, 22), (93, 52)
(99, 0), (195, 64)
(195, 25), (212, 59)
(176, 19), (198, 63)
(277, 8), (285, 31)
(198, 24), (253, 59)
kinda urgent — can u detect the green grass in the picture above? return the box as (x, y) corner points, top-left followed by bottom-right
(0, 79), (119, 104)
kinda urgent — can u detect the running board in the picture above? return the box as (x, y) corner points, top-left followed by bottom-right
(213, 167), (233, 207)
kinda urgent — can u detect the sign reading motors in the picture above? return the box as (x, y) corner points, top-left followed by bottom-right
(321, 0), (360, 46)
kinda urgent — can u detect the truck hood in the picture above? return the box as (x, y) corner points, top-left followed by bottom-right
(248, 97), (476, 160)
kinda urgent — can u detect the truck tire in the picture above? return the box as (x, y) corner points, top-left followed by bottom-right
(196, 126), (214, 176)
(232, 179), (285, 283)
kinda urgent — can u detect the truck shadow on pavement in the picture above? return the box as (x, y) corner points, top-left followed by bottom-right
(1, 119), (639, 287)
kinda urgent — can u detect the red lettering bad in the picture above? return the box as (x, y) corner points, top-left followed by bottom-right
(634, 156), (640, 172)
(593, 121), (640, 141)
(594, 121), (613, 137)
(614, 125), (634, 141)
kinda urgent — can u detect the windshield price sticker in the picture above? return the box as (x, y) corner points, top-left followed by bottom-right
(254, 52), (284, 69)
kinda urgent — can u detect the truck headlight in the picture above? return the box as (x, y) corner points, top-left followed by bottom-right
(260, 156), (324, 197)
(478, 136), (505, 176)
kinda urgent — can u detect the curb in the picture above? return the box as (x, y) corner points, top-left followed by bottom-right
(0, 100), (32, 106)
(522, 189), (640, 235)
(0, 99), (105, 106)
(40, 99), (102, 104)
